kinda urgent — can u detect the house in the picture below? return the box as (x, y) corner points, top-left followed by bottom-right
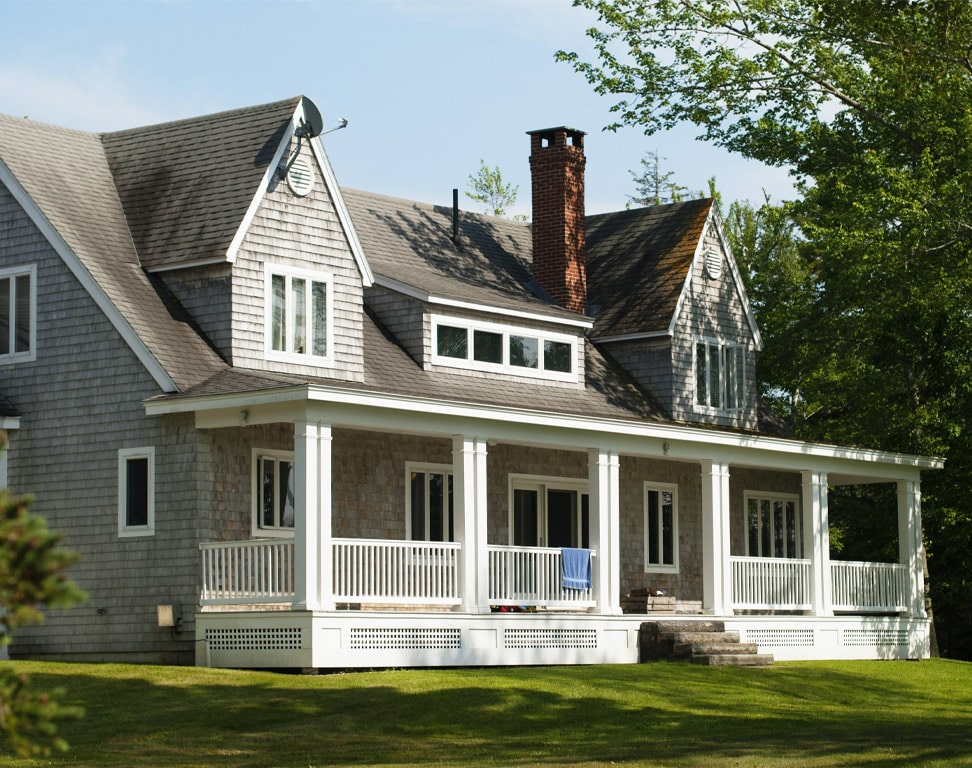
(0, 96), (940, 669)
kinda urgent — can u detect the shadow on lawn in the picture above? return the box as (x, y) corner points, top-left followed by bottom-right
(20, 661), (972, 767)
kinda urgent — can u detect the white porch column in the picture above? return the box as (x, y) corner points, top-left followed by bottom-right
(700, 460), (731, 615)
(898, 479), (926, 618)
(589, 448), (621, 615)
(802, 470), (832, 616)
(453, 436), (489, 613)
(293, 420), (334, 611)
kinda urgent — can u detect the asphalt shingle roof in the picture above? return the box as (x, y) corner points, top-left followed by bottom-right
(344, 188), (582, 323)
(0, 112), (226, 391)
(102, 97), (300, 270)
(586, 198), (712, 338)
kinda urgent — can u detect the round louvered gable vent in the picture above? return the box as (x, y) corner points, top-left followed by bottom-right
(287, 159), (315, 197)
(704, 249), (723, 280)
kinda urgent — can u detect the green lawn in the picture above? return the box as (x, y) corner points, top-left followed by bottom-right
(5, 658), (972, 767)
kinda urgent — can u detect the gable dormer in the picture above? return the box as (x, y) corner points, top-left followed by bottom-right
(587, 199), (762, 430)
(102, 97), (373, 384)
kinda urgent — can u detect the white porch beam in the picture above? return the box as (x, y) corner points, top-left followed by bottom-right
(293, 421), (334, 611)
(589, 448), (621, 615)
(453, 436), (489, 613)
(898, 479), (926, 618)
(701, 460), (732, 614)
(802, 470), (833, 617)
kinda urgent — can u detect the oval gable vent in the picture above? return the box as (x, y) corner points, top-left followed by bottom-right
(287, 159), (315, 197)
(704, 249), (723, 280)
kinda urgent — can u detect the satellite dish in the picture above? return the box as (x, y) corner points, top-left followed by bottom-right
(295, 98), (324, 138)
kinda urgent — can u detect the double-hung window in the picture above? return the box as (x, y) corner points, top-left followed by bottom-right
(253, 450), (296, 536)
(407, 464), (454, 542)
(644, 483), (678, 572)
(745, 492), (801, 558)
(118, 447), (155, 537)
(695, 339), (745, 412)
(265, 266), (333, 365)
(432, 315), (576, 381)
(0, 265), (36, 362)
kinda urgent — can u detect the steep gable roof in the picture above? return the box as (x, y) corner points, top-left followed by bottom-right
(0, 113), (226, 391)
(102, 97), (300, 271)
(586, 198), (712, 339)
(344, 189), (588, 326)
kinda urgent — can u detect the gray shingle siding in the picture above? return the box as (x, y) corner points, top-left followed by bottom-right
(363, 285), (426, 365)
(1, 185), (199, 662)
(671, 225), (759, 429)
(156, 264), (233, 362)
(601, 339), (675, 416)
(229, 144), (365, 380)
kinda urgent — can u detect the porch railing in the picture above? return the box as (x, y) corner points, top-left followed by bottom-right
(731, 556), (811, 610)
(200, 539), (295, 606)
(487, 545), (596, 609)
(332, 538), (462, 606)
(831, 561), (908, 613)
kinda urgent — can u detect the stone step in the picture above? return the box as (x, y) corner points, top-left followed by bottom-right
(644, 619), (726, 635)
(665, 630), (740, 645)
(691, 653), (775, 667)
(673, 641), (759, 658)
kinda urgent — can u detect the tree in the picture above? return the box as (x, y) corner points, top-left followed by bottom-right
(628, 150), (690, 206)
(465, 160), (524, 219)
(0, 491), (85, 756)
(559, 0), (972, 658)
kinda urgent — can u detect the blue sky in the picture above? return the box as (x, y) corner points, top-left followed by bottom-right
(2, 0), (795, 217)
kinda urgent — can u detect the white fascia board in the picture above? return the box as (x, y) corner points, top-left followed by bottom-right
(0, 417), (20, 430)
(144, 383), (943, 478)
(311, 134), (374, 287)
(372, 274), (594, 330)
(223, 113), (295, 265)
(147, 256), (230, 274)
(0, 159), (177, 393)
(708, 207), (763, 350)
(593, 330), (671, 344)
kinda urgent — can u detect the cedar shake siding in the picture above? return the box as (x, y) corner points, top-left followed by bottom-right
(229, 141), (365, 381)
(0, 185), (198, 663)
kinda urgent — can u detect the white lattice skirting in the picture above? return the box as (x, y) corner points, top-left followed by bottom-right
(194, 612), (930, 669)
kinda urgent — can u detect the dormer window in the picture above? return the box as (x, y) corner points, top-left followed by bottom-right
(695, 339), (745, 412)
(265, 265), (333, 365)
(432, 315), (576, 381)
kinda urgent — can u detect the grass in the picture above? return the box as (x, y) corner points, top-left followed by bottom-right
(4, 658), (972, 767)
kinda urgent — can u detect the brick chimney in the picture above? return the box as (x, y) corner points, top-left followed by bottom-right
(528, 126), (587, 314)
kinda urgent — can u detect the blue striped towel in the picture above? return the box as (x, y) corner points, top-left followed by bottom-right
(561, 548), (592, 590)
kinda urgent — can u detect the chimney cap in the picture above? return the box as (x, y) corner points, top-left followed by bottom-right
(526, 126), (586, 139)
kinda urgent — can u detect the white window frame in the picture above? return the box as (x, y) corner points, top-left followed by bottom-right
(264, 265), (334, 366)
(744, 491), (802, 559)
(405, 462), (455, 542)
(644, 482), (679, 573)
(430, 314), (578, 382)
(694, 337), (745, 413)
(508, 474), (589, 548)
(118, 447), (155, 538)
(252, 448), (296, 538)
(0, 264), (37, 363)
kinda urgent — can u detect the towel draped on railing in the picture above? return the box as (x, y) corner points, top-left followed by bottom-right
(560, 547), (593, 590)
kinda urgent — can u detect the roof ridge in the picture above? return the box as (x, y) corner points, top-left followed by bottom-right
(100, 96), (302, 139)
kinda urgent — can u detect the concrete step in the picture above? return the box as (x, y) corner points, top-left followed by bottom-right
(691, 653), (775, 667)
